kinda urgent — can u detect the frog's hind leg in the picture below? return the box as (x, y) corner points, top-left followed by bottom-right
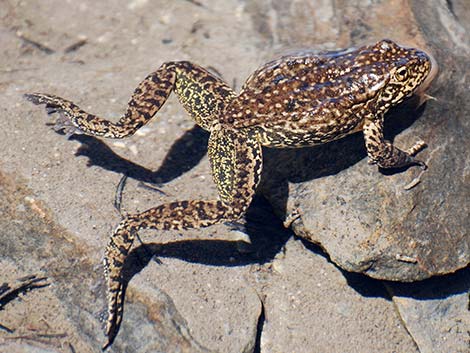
(25, 61), (235, 138)
(363, 117), (427, 169)
(102, 127), (262, 348)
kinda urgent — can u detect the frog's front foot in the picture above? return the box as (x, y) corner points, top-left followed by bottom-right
(366, 138), (428, 170)
(25, 93), (86, 137)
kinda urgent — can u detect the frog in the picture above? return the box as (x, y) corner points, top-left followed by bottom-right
(25, 38), (437, 349)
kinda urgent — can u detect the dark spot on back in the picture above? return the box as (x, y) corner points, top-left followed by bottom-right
(272, 74), (285, 85)
(299, 81), (309, 91)
(286, 99), (296, 112)
(262, 86), (272, 94)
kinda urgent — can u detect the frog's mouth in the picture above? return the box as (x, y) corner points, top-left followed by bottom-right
(415, 50), (438, 106)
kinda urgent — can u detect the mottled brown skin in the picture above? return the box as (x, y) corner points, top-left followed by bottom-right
(25, 39), (436, 349)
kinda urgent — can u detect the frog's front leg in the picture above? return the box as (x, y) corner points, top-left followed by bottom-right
(363, 117), (427, 169)
(102, 127), (262, 349)
(25, 61), (235, 137)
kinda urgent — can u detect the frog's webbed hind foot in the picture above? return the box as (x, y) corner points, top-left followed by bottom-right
(102, 201), (231, 349)
(52, 110), (86, 137)
(102, 218), (136, 350)
(25, 93), (89, 137)
(24, 63), (179, 139)
(102, 279), (125, 351)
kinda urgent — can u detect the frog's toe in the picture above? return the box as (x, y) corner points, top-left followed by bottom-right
(406, 141), (427, 170)
(415, 159), (428, 170)
(402, 154), (427, 170)
(407, 140), (427, 156)
(24, 92), (51, 105)
(53, 112), (84, 138)
(283, 207), (302, 228)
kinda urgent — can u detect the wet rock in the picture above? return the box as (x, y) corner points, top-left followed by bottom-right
(260, 0), (470, 281)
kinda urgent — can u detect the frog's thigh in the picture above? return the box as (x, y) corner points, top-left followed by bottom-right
(208, 125), (262, 216)
(363, 118), (426, 169)
(173, 63), (236, 129)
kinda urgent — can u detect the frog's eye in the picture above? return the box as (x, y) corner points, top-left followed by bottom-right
(395, 66), (409, 81)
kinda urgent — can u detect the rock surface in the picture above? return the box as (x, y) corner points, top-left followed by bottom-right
(0, 0), (468, 353)
(0, 171), (212, 353)
(255, 238), (419, 353)
(260, 0), (470, 282)
(388, 269), (470, 353)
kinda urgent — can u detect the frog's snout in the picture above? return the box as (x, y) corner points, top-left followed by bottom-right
(419, 50), (438, 93)
(414, 50), (438, 106)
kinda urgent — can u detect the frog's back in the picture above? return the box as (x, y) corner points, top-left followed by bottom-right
(225, 46), (387, 127)
(222, 42), (394, 132)
(219, 40), (434, 147)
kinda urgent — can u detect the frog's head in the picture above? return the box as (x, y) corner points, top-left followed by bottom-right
(375, 39), (438, 108)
